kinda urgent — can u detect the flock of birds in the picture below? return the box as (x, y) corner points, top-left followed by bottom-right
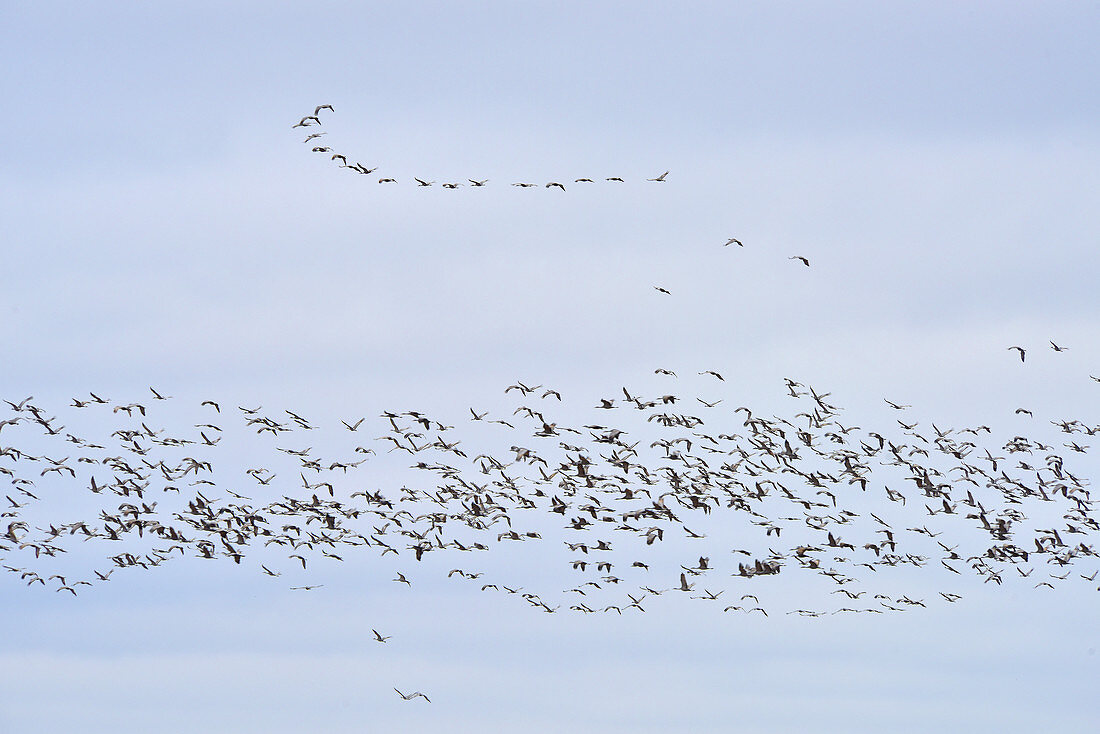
(294, 104), (670, 190)
(5, 106), (1095, 702)
(295, 104), (817, 282)
(3, 361), (1097, 616)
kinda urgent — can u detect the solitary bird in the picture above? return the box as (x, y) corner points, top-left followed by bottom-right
(1008, 346), (1026, 362)
(724, 238), (743, 247)
(789, 256), (810, 267)
(647, 171), (669, 182)
(394, 689), (430, 702)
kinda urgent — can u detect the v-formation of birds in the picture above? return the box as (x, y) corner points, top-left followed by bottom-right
(296, 104), (812, 288)
(294, 104), (669, 189)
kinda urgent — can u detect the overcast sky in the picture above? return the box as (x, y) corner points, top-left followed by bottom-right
(2, 3), (1099, 733)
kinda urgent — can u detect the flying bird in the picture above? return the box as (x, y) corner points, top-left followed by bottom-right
(394, 689), (430, 702)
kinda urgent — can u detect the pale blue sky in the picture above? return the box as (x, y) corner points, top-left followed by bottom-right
(2, 3), (1099, 732)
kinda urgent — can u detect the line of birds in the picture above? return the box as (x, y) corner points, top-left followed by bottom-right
(293, 104), (670, 189)
(295, 104), (821, 286)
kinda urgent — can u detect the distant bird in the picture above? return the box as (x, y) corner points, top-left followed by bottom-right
(372, 629), (392, 643)
(654, 286), (672, 295)
(605, 177), (624, 182)
(1050, 341), (1068, 352)
(314, 104), (334, 115)
(724, 238), (743, 247)
(699, 370), (724, 381)
(512, 182), (536, 188)
(394, 689), (430, 703)
(789, 256), (810, 267)
(546, 182), (566, 191)
(647, 171), (669, 182)
(1008, 346), (1026, 362)
(884, 399), (911, 410)
(574, 178), (594, 183)
(468, 179), (489, 187)
(414, 178), (434, 187)
(379, 178), (397, 183)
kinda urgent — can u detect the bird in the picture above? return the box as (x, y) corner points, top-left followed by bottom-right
(724, 238), (743, 247)
(1008, 346), (1026, 362)
(654, 286), (672, 295)
(546, 182), (566, 191)
(372, 629), (392, 643)
(1050, 341), (1068, 352)
(789, 256), (810, 267)
(647, 171), (669, 182)
(414, 178), (434, 187)
(468, 179), (489, 186)
(394, 689), (430, 702)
